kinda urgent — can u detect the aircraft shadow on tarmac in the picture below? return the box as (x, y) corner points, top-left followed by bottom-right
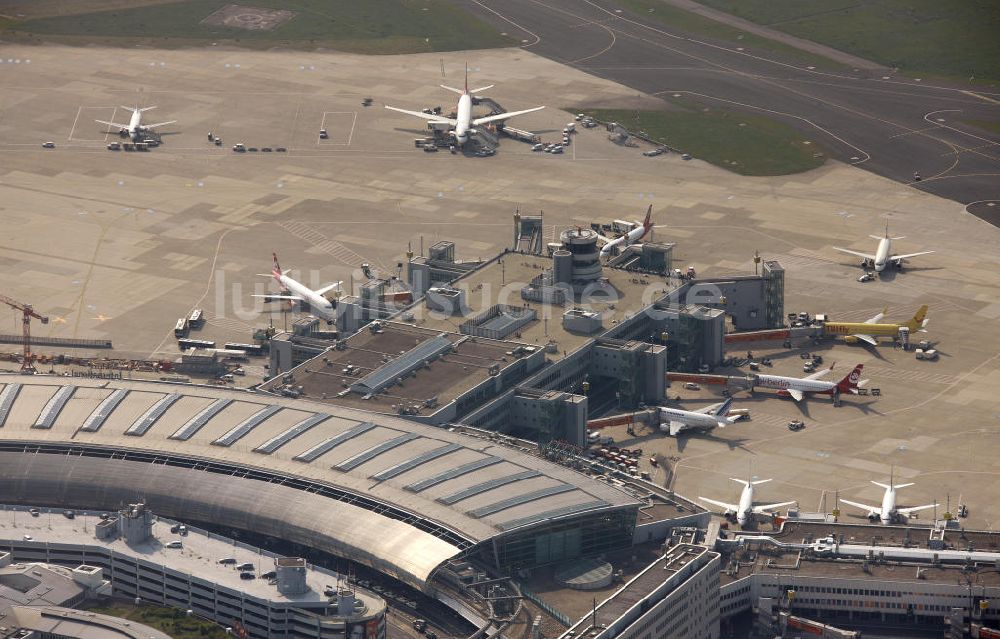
(675, 431), (753, 454)
(873, 266), (944, 282)
(842, 399), (883, 416)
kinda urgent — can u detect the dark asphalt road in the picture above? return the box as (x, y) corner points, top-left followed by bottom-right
(461, 0), (1000, 225)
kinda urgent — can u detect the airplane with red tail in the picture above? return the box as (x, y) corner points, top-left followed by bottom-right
(750, 363), (866, 402)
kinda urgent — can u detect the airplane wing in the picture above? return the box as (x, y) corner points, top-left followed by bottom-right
(699, 497), (739, 513)
(252, 294), (304, 301)
(864, 308), (887, 324)
(314, 282), (342, 296)
(753, 501), (796, 514)
(384, 105), (455, 123)
(840, 499), (881, 516)
(890, 251), (934, 261)
(694, 402), (726, 415)
(472, 106), (545, 126)
(898, 503), (937, 517)
(143, 120), (177, 129)
(833, 247), (875, 261)
(787, 389), (804, 402)
(668, 421), (688, 436)
(850, 333), (878, 346)
(95, 119), (129, 129)
(804, 365), (834, 381)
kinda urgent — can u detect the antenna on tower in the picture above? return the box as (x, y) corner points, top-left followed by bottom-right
(753, 250), (761, 276)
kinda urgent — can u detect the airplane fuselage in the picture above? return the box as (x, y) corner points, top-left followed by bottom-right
(600, 223), (651, 257)
(873, 237), (891, 272)
(880, 488), (897, 525)
(754, 374), (834, 395)
(127, 109), (143, 136)
(659, 406), (719, 430)
(823, 321), (905, 338)
(737, 484), (754, 526)
(454, 93), (473, 144)
(277, 274), (336, 322)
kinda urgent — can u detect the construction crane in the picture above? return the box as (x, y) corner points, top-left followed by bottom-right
(0, 294), (49, 373)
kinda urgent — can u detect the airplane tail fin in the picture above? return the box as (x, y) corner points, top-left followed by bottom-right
(905, 305), (929, 332)
(271, 252), (283, 280)
(642, 204), (653, 231)
(714, 397), (734, 426)
(836, 364), (864, 393)
(464, 63), (469, 94)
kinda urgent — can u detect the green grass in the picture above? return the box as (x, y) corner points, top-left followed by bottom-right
(0, 0), (515, 54)
(82, 601), (229, 639)
(963, 119), (1000, 135)
(613, 0), (847, 71)
(573, 104), (826, 176)
(693, 0), (1000, 82)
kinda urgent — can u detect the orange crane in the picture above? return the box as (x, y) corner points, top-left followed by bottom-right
(0, 295), (49, 373)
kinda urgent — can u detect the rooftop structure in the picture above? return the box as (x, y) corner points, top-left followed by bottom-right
(0, 557), (175, 639)
(716, 520), (1000, 629)
(557, 543), (721, 639)
(407, 253), (674, 363)
(0, 376), (641, 591)
(0, 505), (385, 639)
(259, 321), (546, 422)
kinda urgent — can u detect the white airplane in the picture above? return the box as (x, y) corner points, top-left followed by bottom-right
(833, 223), (934, 273)
(751, 363), (866, 402)
(839, 468), (936, 525)
(659, 397), (741, 437)
(253, 253), (341, 324)
(596, 205), (655, 258)
(96, 105), (176, 141)
(700, 474), (796, 527)
(384, 67), (544, 146)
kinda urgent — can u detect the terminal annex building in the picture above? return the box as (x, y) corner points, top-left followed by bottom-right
(0, 377), (642, 592)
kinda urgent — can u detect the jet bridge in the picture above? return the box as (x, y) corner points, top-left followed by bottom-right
(476, 97), (540, 145)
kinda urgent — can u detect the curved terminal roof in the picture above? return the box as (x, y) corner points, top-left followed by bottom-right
(0, 377), (639, 590)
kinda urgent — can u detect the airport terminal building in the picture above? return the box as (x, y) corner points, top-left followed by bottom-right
(0, 377), (646, 588)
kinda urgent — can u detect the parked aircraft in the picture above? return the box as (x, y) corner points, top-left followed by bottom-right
(833, 223), (934, 273)
(253, 253), (341, 324)
(659, 397), (741, 436)
(385, 67), (544, 146)
(822, 306), (928, 346)
(840, 468), (936, 524)
(751, 364), (866, 402)
(596, 205), (655, 258)
(700, 474), (796, 527)
(96, 105), (175, 141)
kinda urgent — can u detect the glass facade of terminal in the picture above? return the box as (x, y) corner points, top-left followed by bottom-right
(489, 507), (637, 569)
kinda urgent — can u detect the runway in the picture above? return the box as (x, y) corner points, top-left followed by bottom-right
(462, 0), (1000, 225)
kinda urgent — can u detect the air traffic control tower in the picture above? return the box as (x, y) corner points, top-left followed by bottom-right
(554, 228), (604, 291)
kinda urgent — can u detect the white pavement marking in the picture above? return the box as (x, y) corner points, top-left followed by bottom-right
(316, 111), (357, 145)
(470, 0), (542, 47)
(278, 220), (386, 271)
(67, 106), (83, 142)
(657, 89), (871, 164)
